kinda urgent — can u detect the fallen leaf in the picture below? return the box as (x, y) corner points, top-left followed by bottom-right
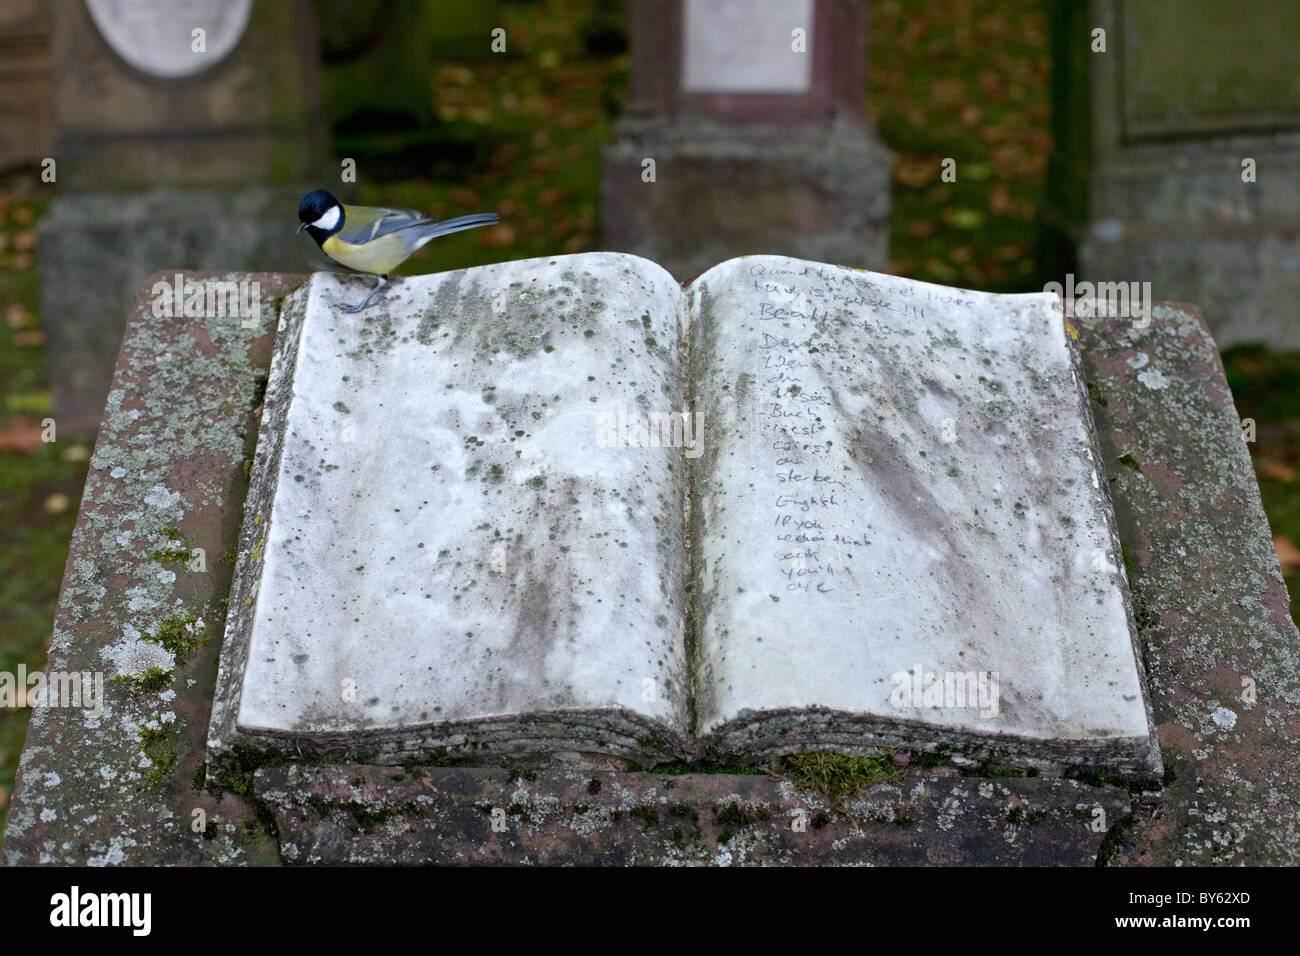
(45, 492), (70, 514)
(1261, 461), (1296, 482)
(894, 158), (935, 188)
(477, 223), (516, 247)
(13, 230), (37, 251)
(60, 443), (90, 463)
(931, 78), (967, 103)
(990, 186), (1016, 215)
(4, 303), (25, 327)
(0, 416), (44, 454)
(449, 186), (480, 207)
(9, 252), (34, 270)
(11, 206), (34, 224)
(13, 329), (44, 346)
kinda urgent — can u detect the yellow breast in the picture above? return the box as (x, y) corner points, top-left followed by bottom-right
(320, 233), (412, 275)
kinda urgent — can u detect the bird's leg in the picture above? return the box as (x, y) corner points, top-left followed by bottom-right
(340, 274), (389, 313)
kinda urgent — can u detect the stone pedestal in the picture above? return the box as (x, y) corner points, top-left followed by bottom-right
(5, 276), (1297, 866)
(601, 0), (891, 281)
(1045, 0), (1300, 348)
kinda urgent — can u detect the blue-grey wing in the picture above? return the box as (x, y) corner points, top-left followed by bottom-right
(334, 206), (433, 245)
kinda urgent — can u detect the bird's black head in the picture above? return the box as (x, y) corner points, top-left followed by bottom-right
(297, 189), (343, 241)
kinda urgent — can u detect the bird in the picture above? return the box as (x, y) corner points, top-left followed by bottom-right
(297, 189), (499, 312)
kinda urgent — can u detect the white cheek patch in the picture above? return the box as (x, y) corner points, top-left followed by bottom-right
(312, 205), (341, 231)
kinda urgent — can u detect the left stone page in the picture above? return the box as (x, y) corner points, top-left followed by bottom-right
(208, 253), (691, 766)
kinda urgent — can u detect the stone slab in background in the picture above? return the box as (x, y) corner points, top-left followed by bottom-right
(45, 0), (324, 191)
(1046, 0), (1300, 349)
(5, 281), (1297, 865)
(38, 0), (327, 434)
(38, 187), (323, 434)
(602, 0), (891, 281)
(0, 0), (54, 172)
(603, 116), (891, 282)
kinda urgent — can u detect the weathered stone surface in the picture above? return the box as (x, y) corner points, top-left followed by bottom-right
(208, 257), (691, 767)
(2, 272), (301, 867)
(256, 763), (1130, 866)
(688, 257), (1160, 774)
(1073, 302), (1300, 865)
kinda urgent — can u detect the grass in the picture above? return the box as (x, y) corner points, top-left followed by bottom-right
(777, 751), (901, 801)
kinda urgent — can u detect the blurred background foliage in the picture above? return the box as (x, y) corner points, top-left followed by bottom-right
(1, 0), (1297, 834)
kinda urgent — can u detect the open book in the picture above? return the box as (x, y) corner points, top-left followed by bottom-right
(207, 253), (1161, 777)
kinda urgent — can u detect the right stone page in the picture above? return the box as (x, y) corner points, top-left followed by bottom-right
(685, 256), (1161, 776)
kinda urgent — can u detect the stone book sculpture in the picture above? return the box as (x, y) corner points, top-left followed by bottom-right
(207, 253), (1162, 778)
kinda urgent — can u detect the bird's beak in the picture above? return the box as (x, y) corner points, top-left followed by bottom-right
(297, 221), (308, 234)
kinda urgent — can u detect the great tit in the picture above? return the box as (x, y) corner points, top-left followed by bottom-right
(297, 189), (499, 312)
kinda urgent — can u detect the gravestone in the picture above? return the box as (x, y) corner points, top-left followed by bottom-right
(1045, 0), (1300, 348)
(38, 0), (327, 433)
(601, 0), (891, 281)
(5, 271), (1298, 866)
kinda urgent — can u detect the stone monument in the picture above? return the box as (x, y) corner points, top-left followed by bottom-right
(8, 265), (1299, 866)
(601, 0), (891, 281)
(38, 0), (328, 433)
(1045, 0), (1300, 348)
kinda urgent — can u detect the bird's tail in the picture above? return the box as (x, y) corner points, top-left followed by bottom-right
(420, 213), (500, 240)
